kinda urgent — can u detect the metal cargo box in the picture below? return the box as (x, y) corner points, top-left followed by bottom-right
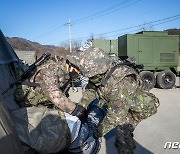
(118, 31), (179, 71)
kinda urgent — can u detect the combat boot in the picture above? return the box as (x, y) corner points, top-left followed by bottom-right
(130, 133), (136, 150)
(115, 124), (136, 154)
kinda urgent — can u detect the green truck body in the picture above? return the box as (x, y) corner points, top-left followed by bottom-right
(92, 39), (118, 57)
(118, 31), (179, 71)
(92, 31), (179, 89)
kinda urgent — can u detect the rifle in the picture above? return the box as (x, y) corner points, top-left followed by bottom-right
(2, 53), (51, 95)
(60, 79), (71, 97)
(60, 70), (80, 97)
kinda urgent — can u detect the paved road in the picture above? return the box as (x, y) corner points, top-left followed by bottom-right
(134, 88), (180, 154)
(69, 88), (180, 154)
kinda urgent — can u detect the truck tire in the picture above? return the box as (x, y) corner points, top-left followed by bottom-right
(156, 71), (176, 89)
(140, 71), (156, 89)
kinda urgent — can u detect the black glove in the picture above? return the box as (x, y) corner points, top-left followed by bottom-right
(71, 103), (87, 121)
(69, 69), (79, 79)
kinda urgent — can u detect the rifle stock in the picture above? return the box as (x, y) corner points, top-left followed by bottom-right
(2, 53), (51, 95)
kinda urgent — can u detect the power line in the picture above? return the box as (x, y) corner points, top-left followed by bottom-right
(105, 0), (179, 28)
(105, 28), (142, 38)
(31, 0), (141, 40)
(31, 25), (64, 40)
(73, 0), (142, 25)
(151, 16), (180, 28)
(94, 15), (180, 36)
(66, 0), (178, 41)
(56, 14), (180, 44)
(102, 15), (180, 39)
(72, 0), (134, 24)
(106, 15), (180, 38)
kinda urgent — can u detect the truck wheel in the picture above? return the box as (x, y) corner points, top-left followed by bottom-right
(140, 71), (156, 89)
(156, 71), (176, 89)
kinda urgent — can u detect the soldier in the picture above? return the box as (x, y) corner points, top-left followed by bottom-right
(12, 55), (108, 153)
(66, 47), (160, 153)
(14, 55), (86, 120)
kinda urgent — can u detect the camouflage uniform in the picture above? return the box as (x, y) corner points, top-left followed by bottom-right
(14, 58), (76, 114)
(67, 47), (160, 153)
(13, 57), (90, 153)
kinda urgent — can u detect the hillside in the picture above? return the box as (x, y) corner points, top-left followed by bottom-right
(165, 28), (180, 35)
(6, 37), (70, 58)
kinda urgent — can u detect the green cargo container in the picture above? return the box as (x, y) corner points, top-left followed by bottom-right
(92, 39), (118, 57)
(118, 31), (179, 89)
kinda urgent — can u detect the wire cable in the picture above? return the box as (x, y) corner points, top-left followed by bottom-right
(56, 15), (180, 45)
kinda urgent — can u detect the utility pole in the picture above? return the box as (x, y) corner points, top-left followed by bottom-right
(64, 18), (72, 53)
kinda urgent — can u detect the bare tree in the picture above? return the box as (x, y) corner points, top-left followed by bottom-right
(87, 33), (95, 42)
(72, 39), (82, 49)
(59, 40), (69, 49)
(59, 39), (82, 50)
(86, 33), (107, 42)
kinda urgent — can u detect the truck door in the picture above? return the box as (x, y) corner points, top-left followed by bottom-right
(138, 38), (153, 64)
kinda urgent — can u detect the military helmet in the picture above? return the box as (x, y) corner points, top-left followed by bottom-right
(66, 47), (112, 77)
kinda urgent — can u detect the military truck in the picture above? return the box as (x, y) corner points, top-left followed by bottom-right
(92, 31), (180, 89)
(118, 31), (179, 89)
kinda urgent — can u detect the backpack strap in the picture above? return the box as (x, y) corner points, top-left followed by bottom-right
(101, 65), (118, 87)
(101, 61), (138, 87)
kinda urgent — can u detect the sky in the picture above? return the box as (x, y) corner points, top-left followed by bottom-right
(0, 0), (180, 46)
